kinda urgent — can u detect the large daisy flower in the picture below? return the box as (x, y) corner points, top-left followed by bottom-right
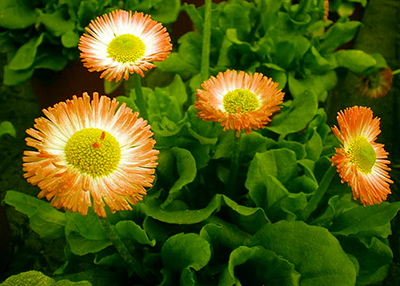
(330, 106), (393, 206)
(195, 70), (284, 136)
(23, 92), (159, 217)
(78, 10), (172, 82)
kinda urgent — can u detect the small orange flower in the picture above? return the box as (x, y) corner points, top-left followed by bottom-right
(78, 10), (172, 82)
(195, 70), (284, 137)
(330, 106), (392, 206)
(357, 68), (393, 98)
(23, 92), (159, 217)
(323, 0), (329, 22)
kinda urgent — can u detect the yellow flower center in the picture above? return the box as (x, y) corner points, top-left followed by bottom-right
(64, 128), (121, 177)
(223, 88), (259, 114)
(347, 136), (376, 174)
(107, 34), (145, 63)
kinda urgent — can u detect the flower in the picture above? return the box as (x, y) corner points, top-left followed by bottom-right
(23, 92), (159, 217)
(78, 10), (172, 82)
(323, 0), (329, 22)
(330, 106), (393, 206)
(194, 70), (284, 137)
(357, 68), (393, 98)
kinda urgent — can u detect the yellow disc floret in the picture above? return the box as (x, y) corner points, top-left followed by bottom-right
(223, 88), (259, 114)
(107, 34), (145, 63)
(347, 136), (376, 174)
(65, 128), (121, 177)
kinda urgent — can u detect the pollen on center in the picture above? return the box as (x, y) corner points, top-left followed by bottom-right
(64, 128), (121, 177)
(107, 33), (146, 63)
(223, 88), (259, 114)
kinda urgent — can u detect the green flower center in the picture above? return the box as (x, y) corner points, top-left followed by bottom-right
(107, 34), (145, 63)
(223, 89), (259, 114)
(65, 128), (121, 177)
(347, 136), (376, 174)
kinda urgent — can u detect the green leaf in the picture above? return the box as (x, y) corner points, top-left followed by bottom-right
(219, 246), (300, 286)
(161, 147), (197, 208)
(0, 121), (16, 138)
(9, 35), (43, 70)
(77, 0), (96, 28)
(0, 0), (37, 29)
(329, 50), (377, 74)
(318, 21), (362, 54)
(161, 233), (211, 272)
(143, 194), (269, 230)
(65, 211), (111, 256)
(305, 127), (323, 161)
(177, 32), (202, 70)
(3, 65), (34, 85)
(0, 270), (54, 286)
(149, 0), (181, 24)
(329, 202), (400, 238)
(35, 52), (68, 71)
(61, 30), (80, 48)
(277, 140), (306, 160)
(157, 53), (199, 78)
(40, 8), (76, 37)
(115, 220), (155, 246)
(267, 90), (318, 135)
(218, 0), (254, 40)
(247, 221), (357, 286)
(338, 236), (393, 286)
(4, 191), (66, 239)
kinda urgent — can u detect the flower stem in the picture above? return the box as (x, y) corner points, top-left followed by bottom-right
(133, 73), (148, 121)
(201, 0), (212, 82)
(97, 216), (148, 279)
(225, 133), (242, 197)
(392, 68), (400, 75)
(298, 165), (337, 222)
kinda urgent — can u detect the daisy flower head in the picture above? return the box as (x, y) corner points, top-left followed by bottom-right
(78, 10), (172, 82)
(194, 70), (284, 137)
(23, 92), (159, 217)
(357, 67), (393, 99)
(330, 106), (393, 206)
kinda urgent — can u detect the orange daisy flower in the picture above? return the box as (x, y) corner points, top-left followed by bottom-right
(357, 67), (393, 99)
(23, 92), (159, 217)
(78, 10), (172, 82)
(330, 106), (393, 206)
(194, 70), (284, 137)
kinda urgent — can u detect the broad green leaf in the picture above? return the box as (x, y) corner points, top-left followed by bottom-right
(77, 0), (96, 28)
(305, 127), (323, 161)
(200, 220), (252, 251)
(61, 30), (80, 48)
(218, 0), (254, 40)
(0, 121), (16, 138)
(183, 4), (203, 32)
(277, 140), (306, 160)
(338, 236), (393, 286)
(219, 246), (300, 286)
(0, 0), (37, 29)
(149, 0), (181, 24)
(4, 191), (66, 239)
(161, 233), (211, 272)
(163, 74), (188, 106)
(34, 52), (68, 71)
(330, 202), (400, 238)
(40, 9), (76, 37)
(143, 194), (269, 230)
(0, 270), (54, 286)
(246, 148), (298, 185)
(177, 32), (202, 69)
(65, 211), (111, 255)
(247, 221), (357, 286)
(271, 36), (310, 70)
(157, 53), (199, 78)
(115, 220), (155, 246)
(267, 90), (318, 135)
(328, 50), (377, 74)
(9, 35), (43, 70)
(161, 147), (197, 208)
(302, 46), (332, 74)
(318, 21), (362, 54)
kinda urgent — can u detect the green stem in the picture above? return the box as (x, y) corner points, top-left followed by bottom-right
(225, 133), (242, 197)
(133, 73), (148, 121)
(97, 216), (148, 279)
(392, 68), (400, 75)
(298, 165), (337, 222)
(201, 0), (212, 82)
